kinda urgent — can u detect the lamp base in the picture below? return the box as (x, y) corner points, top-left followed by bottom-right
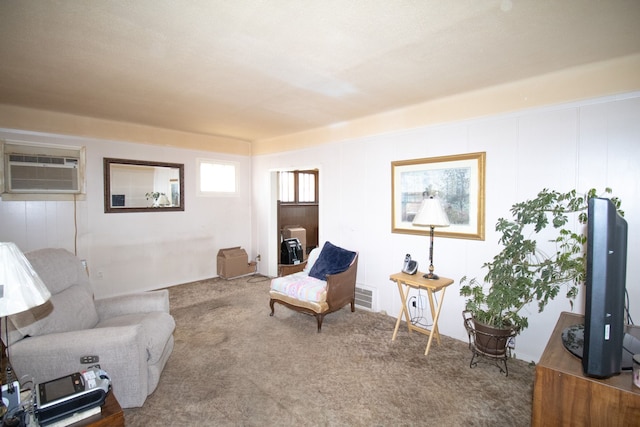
(423, 272), (439, 280)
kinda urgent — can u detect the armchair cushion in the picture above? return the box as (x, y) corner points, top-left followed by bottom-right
(10, 284), (99, 338)
(308, 241), (356, 280)
(22, 247), (90, 294)
(270, 274), (327, 303)
(96, 311), (175, 365)
(302, 247), (321, 273)
(95, 290), (170, 319)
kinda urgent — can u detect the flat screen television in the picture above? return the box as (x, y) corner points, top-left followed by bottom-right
(582, 197), (629, 378)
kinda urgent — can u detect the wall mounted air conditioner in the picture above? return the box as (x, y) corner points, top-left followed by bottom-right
(7, 154), (80, 193)
(1, 141), (85, 197)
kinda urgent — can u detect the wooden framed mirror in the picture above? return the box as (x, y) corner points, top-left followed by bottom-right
(104, 158), (184, 213)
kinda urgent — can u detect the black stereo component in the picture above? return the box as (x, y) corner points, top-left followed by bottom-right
(281, 238), (303, 265)
(36, 368), (111, 426)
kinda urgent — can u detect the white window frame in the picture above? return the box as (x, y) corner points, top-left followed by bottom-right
(197, 158), (238, 196)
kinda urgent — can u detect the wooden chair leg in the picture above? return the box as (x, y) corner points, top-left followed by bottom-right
(315, 314), (325, 332)
(269, 299), (275, 316)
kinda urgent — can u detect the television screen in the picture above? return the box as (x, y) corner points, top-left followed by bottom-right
(582, 197), (628, 378)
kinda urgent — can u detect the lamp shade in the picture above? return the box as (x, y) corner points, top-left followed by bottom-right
(412, 197), (450, 228)
(0, 242), (51, 317)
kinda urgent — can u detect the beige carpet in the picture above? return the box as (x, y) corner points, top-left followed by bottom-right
(123, 275), (535, 426)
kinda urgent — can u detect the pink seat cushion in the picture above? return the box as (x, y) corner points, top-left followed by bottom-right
(270, 273), (327, 303)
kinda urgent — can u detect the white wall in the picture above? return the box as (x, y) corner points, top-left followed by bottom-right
(0, 129), (253, 298)
(252, 92), (640, 363)
(2, 92), (638, 363)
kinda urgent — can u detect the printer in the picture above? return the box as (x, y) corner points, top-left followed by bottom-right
(280, 238), (303, 265)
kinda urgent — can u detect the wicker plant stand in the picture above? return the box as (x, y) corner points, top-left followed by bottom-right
(463, 310), (517, 376)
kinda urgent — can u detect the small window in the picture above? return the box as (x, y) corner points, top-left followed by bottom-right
(198, 158), (237, 195)
(279, 171), (295, 202)
(298, 172), (316, 202)
(278, 170), (317, 204)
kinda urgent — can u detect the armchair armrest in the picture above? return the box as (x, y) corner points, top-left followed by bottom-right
(326, 253), (359, 309)
(10, 325), (147, 386)
(95, 289), (170, 320)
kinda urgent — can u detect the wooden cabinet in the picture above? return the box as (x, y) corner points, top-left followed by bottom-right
(532, 312), (640, 426)
(278, 261), (307, 277)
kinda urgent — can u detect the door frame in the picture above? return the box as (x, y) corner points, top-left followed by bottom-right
(268, 166), (321, 277)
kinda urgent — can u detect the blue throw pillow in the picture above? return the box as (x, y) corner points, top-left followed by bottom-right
(308, 241), (356, 280)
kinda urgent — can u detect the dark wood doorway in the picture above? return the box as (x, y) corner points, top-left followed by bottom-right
(277, 169), (319, 261)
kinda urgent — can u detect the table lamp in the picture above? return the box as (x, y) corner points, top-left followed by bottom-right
(412, 196), (450, 280)
(0, 242), (51, 418)
(158, 194), (171, 207)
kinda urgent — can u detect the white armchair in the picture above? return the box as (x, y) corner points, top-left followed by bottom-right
(4, 248), (175, 408)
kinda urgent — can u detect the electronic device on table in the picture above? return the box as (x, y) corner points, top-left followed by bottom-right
(281, 238), (303, 265)
(35, 367), (111, 426)
(402, 254), (418, 275)
(561, 197), (637, 379)
(1, 380), (20, 413)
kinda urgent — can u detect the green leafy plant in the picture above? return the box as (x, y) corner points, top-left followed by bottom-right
(145, 191), (166, 201)
(460, 188), (623, 333)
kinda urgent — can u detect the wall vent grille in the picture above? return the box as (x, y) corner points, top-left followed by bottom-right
(355, 286), (374, 310)
(8, 156), (79, 192)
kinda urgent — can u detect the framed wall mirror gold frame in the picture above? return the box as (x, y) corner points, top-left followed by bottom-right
(104, 158), (185, 213)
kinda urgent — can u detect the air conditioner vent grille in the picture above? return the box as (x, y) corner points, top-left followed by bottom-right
(355, 286), (374, 310)
(10, 166), (78, 191)
(9, 154), (78, 167)
(6, 155), (80, 193)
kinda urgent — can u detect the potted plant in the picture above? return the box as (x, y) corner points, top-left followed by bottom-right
(460, 188), (623, 355)
(145, 191), (167, 207)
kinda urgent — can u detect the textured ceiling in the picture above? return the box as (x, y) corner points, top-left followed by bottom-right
(1, 1), (639, 144)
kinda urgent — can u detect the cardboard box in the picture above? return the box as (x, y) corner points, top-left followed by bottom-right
(282, 226), (306, 260)
(217, 247), (257, 279)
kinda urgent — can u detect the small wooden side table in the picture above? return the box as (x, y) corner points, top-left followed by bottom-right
(69, 392), (124, 427)
(389, 272), (454, 356)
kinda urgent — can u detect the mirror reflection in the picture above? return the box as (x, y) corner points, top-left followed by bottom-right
(104, 158), (184, 213)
